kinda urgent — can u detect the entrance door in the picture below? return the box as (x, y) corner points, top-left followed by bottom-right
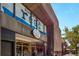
(16, 42), (30, 56)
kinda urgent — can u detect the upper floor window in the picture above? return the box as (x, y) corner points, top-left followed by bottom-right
(1, 3), (13, 16)
(37, 20), (47, 33)
(37, 20), (44, 32)
(32, 14), (37, 28)
(15, 4), (31, 24)
(43, 25), (47, 33)
(37, 20), (41, 30)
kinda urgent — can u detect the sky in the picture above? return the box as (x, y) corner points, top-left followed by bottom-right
(51, 3), (79, 34)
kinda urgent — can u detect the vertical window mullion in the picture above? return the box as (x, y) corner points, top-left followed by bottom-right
(29, 12), (32, 26)
(0, 3), (1, 11)
(13, 3), (15, 17)
(36, 18), (38, 29)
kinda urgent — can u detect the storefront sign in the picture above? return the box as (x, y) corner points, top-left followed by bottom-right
(16, 4), (31, 24)
(1, 3), (47, 34)
(33, 29), (41, 39)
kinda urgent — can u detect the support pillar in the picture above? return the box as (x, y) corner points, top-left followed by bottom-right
(47, 24), (54, 56)
(21, 42), (24, 56)
(29, 43), (32, 56)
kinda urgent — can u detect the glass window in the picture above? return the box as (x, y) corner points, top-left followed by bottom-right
(39, 21), (43, 32)
(22, 8), (31, 24)
(29, 13), (32, 25)
(1, 3), (13, 16)
(15, 4), (31, 24)
(37, 20), (43, 32)
(37, 20), (41, 31)
(44, 25), (47, 33)
(32, 14), (37, 28)
(1, 3), (13, 13)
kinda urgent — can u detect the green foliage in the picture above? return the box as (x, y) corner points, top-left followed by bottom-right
(64, 25), (79, 49)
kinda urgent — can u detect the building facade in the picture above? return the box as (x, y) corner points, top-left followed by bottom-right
(0, 3), (62, 56)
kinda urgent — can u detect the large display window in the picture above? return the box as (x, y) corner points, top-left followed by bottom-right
(16, 42), (30, 56)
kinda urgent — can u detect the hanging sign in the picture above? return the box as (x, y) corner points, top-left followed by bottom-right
(33, 29), (41, 39)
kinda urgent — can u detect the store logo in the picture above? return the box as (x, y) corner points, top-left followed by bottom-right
(21, 9), (28, 19)
(33, 29), (41, 39)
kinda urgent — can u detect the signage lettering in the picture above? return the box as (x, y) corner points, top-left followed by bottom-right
(21, 9), (28, 19)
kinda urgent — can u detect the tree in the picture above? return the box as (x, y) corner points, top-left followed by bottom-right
(63, 25), (79, 49)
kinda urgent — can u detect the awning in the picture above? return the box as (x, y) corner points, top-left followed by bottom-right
(15, 33), (41, 43)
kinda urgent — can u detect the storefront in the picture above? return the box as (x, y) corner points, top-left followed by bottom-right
(0, 3), (47, 56)
(15, 33), (44, 56)
(0, 3), (62, 56)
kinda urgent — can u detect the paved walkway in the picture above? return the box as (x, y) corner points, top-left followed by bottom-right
(63, 53), (75, 56)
